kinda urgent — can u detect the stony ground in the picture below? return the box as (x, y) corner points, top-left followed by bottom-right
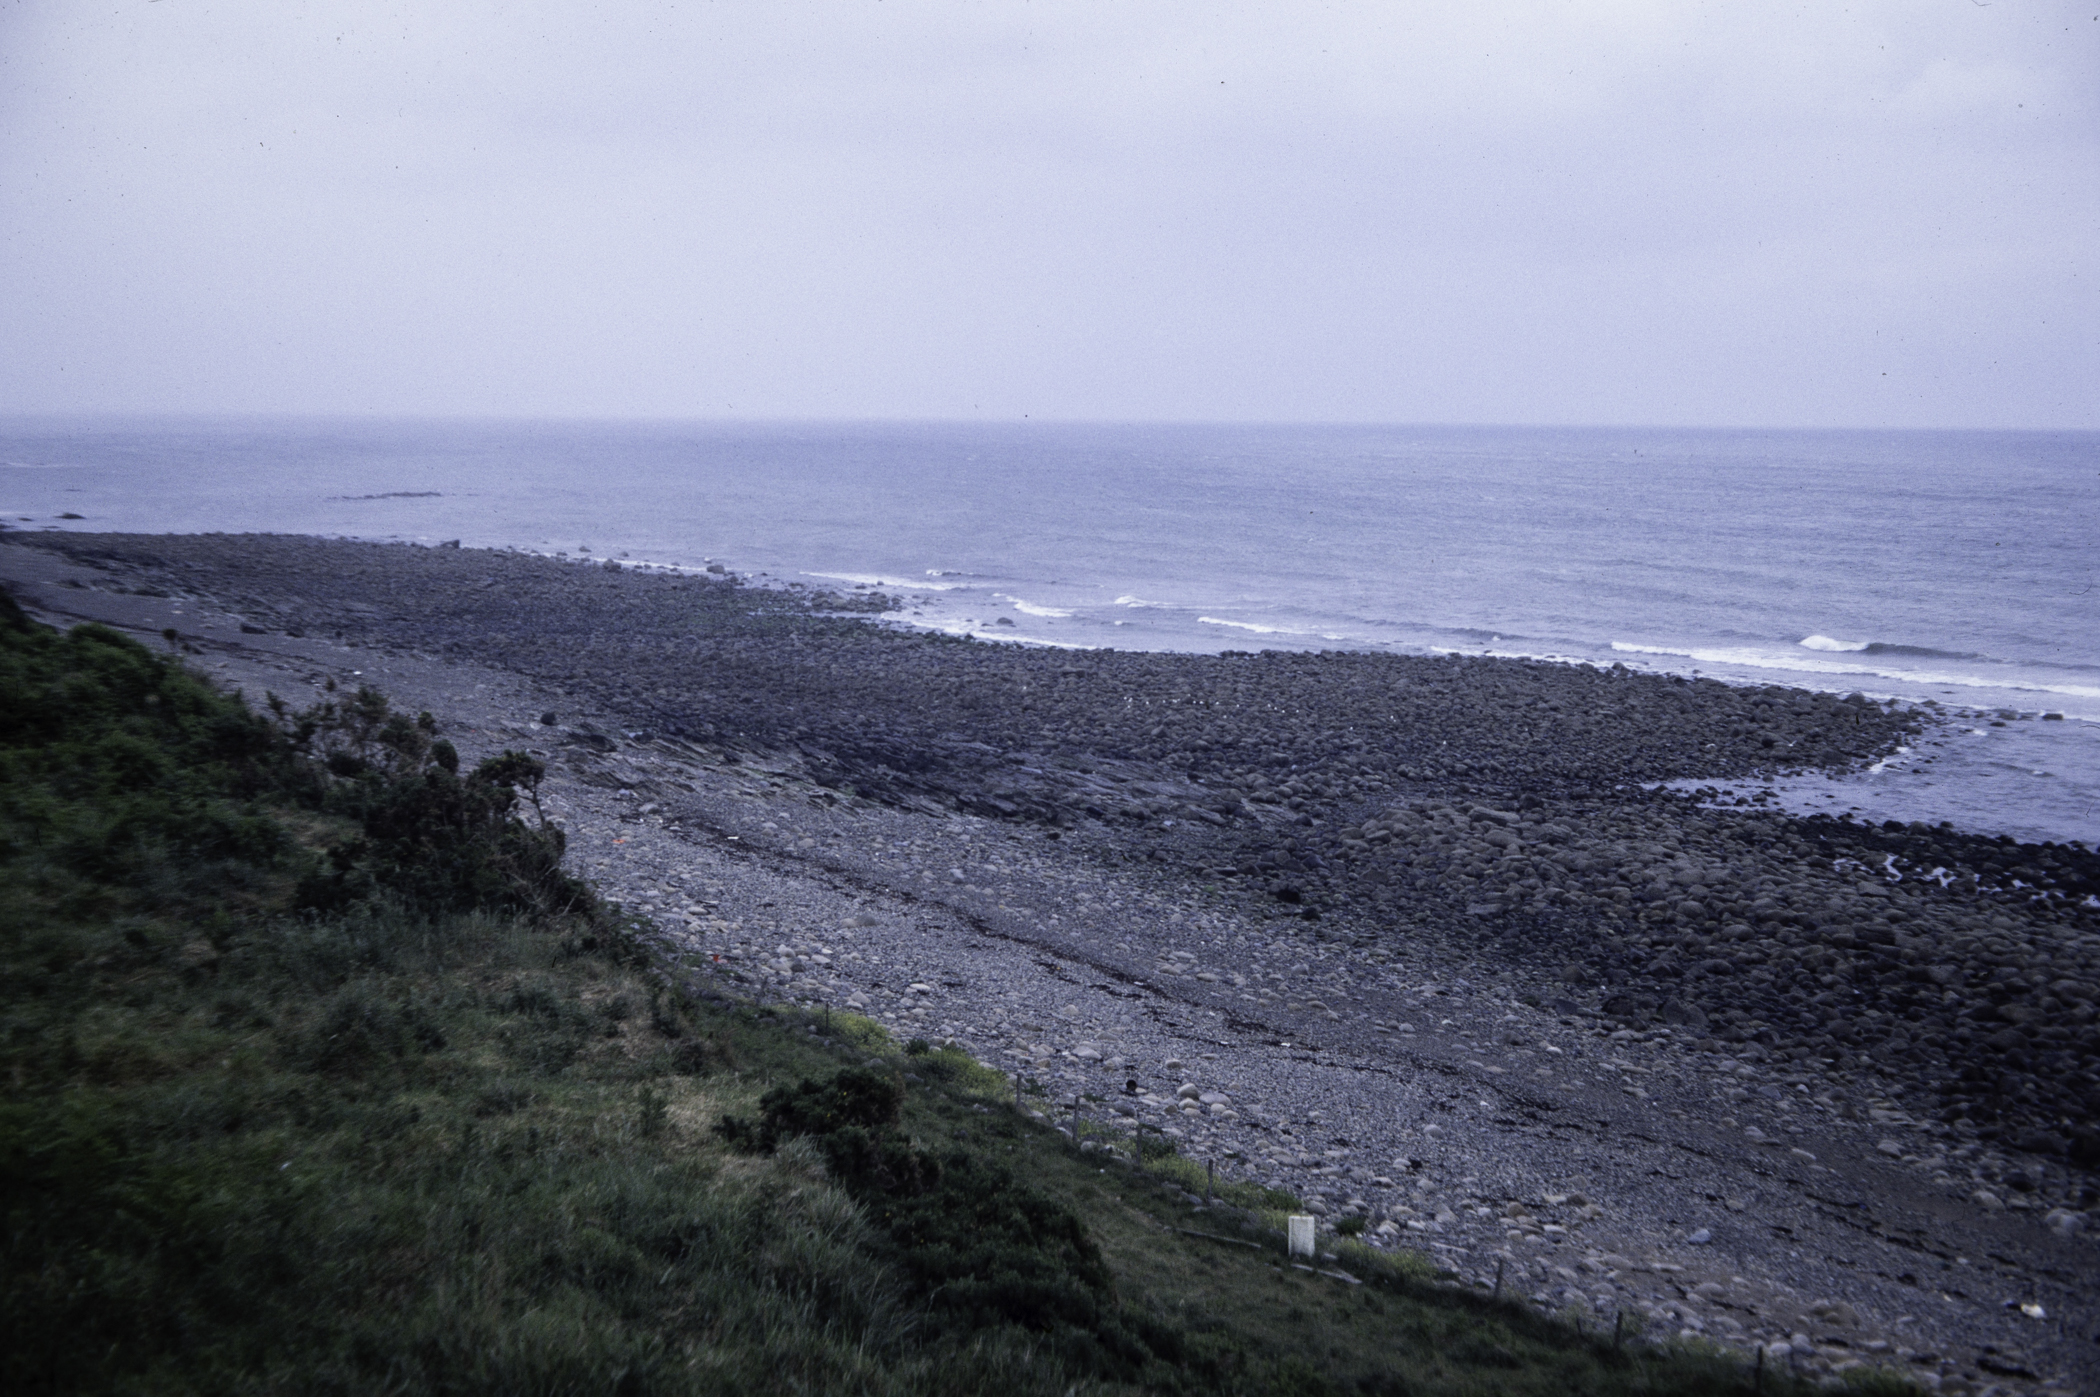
(6, 533), (2097, 1395)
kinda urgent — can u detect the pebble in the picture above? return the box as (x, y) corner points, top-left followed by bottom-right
(103, 540), (2100, 1159)
(18, 534), (2097, 1395)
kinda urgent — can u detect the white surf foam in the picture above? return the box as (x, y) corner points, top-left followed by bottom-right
(1008, 598), (1074, 618)
(1198, 616), (1307, 636)
(1799, 634), (1868, 652)
(1865, 744), (1914, 775)
(884, 614), (1094, 649)
(1431, 643), (1610, 669)
(620, 560), (712, 575)
(1608, 640), (2100, 706)
(804, 572), (959, 591)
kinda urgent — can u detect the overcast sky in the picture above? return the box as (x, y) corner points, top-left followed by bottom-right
(1, 2), (2093, 427)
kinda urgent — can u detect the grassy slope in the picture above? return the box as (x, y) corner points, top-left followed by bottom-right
(0, 595), (1911, 1396)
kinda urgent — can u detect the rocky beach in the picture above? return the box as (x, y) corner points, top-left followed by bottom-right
(5, 531), (2097, 1394)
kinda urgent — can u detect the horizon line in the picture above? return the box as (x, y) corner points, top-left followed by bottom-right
(2, 410), (2095, 436)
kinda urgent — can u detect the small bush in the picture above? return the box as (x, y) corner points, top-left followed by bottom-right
(1133, 1127), (1181, 1162)
(877, 1151), (1129, 1346)
(718, 1068), (935, 1195)
(1140, 1149), (1300, 1212)
(825, 1011), (896, 1057)
(716, 1067), (1180, 1381)
(902, 1040), (1012, 1097)
(286, 984), (448, 1077)
(286, 687), (597, 920)
(728, 1066), (906, 1143)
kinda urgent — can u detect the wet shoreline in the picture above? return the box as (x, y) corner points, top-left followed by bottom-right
(8, 535), (2096, 1136)
(6, 531), (2098, 1389)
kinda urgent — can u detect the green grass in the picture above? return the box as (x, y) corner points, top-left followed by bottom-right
(0, 589), (1921, 1395)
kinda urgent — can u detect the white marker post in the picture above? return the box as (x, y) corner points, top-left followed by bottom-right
(1287, 1215), (1316, 1259)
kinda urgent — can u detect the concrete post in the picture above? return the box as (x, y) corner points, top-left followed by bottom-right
(1287, 1215), (1315, 1259)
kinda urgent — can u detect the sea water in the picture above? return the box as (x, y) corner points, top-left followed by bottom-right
(3, 417), (2094, 844)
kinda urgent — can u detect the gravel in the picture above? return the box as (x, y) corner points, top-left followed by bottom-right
(7, 532), (2097, 1393)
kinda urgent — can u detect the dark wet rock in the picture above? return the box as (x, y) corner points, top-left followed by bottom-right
(13, 531), (2096, 1151)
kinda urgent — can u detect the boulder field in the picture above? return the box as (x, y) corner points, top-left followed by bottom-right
(18, 533), (2097, 1160)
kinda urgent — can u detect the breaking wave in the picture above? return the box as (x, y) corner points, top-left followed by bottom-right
(804, 572), (960, 591)
(1009, 598), (1073, 618)
(1611, 641), (2100, 704)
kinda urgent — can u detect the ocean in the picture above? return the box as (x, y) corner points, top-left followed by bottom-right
(3, 417), (2095, 845)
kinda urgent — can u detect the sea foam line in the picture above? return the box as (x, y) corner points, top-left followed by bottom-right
(804, 571), (959, 591)
(884, 614), (1094, 649)
(1609, 641), (2100, 704)
(1198, 616), (1308, 636)
(1428, 643), (1607, 669)
(1006, 598), (1074, 618)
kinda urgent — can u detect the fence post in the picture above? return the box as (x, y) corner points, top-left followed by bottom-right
(1206, 1159), (1214, 1206)
(1492, 1258), (1505, 1301)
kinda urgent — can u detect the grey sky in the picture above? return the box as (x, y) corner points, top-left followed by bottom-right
(2, 2), (2093, 427)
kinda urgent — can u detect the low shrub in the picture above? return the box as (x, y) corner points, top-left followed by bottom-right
(903, 1036), (1013, 1097)
(824, 1010), (896, 1057)
(1, 590), (599, 930)
(1139, 1146), (1301, 1212)
(718, 1066), (1187, 1382)
(282, 686), (597, 920)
